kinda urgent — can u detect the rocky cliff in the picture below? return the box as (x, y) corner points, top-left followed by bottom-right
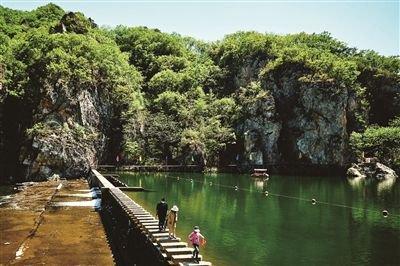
(19, 89), (112, 179)
(234, 64), (358, 171)
(0, 10), (143, 182)
(265, 66), (355, 167)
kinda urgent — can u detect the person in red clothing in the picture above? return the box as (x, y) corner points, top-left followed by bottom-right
(188, 226), (206, 262)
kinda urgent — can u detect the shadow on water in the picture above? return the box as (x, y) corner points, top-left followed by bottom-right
(117, 172), (400, 266)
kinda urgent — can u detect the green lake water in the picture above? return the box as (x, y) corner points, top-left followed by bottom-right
(118, 172), (400, 266)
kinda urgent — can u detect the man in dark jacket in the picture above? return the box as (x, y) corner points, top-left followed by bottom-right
(156, 198), (168, 231)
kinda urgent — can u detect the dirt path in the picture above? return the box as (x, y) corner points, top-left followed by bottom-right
(0, 179), (114, 265)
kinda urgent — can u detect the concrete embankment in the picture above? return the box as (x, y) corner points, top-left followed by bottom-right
(0, 179), (113, 265)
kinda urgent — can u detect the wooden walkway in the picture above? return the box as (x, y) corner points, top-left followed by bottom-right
(90, 169), (212, 266)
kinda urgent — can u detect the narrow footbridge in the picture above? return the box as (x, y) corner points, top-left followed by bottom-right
(90, 169), (212, 266)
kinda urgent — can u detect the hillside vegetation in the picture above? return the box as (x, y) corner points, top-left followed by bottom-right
(0, 4), (399, 180)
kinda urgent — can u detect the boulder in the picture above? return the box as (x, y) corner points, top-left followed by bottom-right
(375, 162), (398, 181)
(346, 159), (398, 181)
(346, 164), (366, 179)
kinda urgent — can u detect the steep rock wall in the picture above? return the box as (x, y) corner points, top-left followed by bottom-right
(266, 70), (355, 167)
(238, 90), (281, 166)
(234, 64), (357, 169)
(19, 87), (113, 180)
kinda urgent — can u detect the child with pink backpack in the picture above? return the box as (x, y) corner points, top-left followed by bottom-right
(188, 226), (206, 262)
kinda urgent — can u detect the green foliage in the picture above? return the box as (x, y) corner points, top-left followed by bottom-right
(141, 113), (183, 162)
(389, 117), (400, 127)
(153, 91), (187, 116)
(3, 4), (400, 169)
(350, 122), (400, 169)
(134, 86), (236, 166)
(211, 31), (274, 66)
(210, 31), (274, 94)
(0, 4), (64, 38)
(283, 31), (356, 56)
(354, 50), (400, 126)
(123, 140), (142, 162)
(354, 50), (400, 79)
(263, 44), (359, 86)
(180, 118), (235, 166)
(235, 81), (273, 119)
(5, 27), (142, 111)
(148, 70), (183, 96)
(52, 12), (97, 34)
(112, 26), (187, 80)
(26, 122), (98, 141)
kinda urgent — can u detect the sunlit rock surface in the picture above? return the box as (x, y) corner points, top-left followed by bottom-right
(20, 88), (112, 180)
(347, 159), (398, 181)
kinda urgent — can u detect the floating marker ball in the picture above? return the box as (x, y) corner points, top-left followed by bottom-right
(234, 186), (239, 191)
(311, 198), (317, 205)
(264, 191), (269, 196)
(382, 210), (389, 218)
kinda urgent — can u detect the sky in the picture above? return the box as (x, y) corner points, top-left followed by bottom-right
(1, 0), (399, 56)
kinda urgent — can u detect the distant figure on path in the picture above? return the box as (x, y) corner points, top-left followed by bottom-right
(188, 226), (206, 262)
(156, 198), (168, 231)
(166, 205), (179, 238)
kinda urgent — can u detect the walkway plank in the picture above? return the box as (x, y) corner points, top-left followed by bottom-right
(160, 242), (188, 250)
(165, 247), (193, 257)
(172, 254), (202, 263)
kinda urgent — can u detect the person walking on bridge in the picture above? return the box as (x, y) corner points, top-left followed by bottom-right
(188, 226), (206, 262)
(156, 198), (168, 231)
(167, 205), (179, 239)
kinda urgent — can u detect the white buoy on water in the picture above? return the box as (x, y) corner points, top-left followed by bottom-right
(382, 210), (389, 218)
(311, 198), (317, 205)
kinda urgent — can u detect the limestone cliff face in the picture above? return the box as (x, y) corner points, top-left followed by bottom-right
(20, 88), (113, 180)
(268, 78), (353, 166)
(236, 64), (357, 169)
(239, 90), (281, 166)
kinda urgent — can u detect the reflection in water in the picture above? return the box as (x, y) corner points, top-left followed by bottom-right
(377, 178), (397, 195)
(253, 177), (269, 193)
(347, 176), (365, 188)
(119, 173), (400, 266)
(348, 176), (398, 197)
